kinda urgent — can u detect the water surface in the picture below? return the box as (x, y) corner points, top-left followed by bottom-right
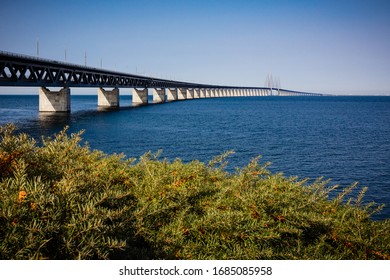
(1, 94), (389, 219)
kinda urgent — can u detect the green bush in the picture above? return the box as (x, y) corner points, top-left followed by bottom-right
(0, 124), (389, 259)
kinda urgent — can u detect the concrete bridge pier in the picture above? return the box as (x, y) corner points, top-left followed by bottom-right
(187, 88), (194, 99)
(200, 88), (206, 98)
(193, 88), (200, 98)
(178, 88), (187, 100)
(132, 88), (148, 106)
(167, 88), (178, 101)
(152, 88), (165, 103)
(98, 87), (119, 108)
(39, 87), (70, 112)
(205, 89), (211, 98)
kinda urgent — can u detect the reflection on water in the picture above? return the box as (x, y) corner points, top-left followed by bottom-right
(97, 106), (121, 112)
(38, 112), (72, 129)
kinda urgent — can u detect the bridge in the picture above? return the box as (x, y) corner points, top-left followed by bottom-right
(0, 51), (324, 112)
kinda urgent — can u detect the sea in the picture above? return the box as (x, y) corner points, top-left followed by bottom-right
(1, 94), (390, 220)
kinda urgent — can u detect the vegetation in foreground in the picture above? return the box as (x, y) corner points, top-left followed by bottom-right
(0, 124), (389, 260)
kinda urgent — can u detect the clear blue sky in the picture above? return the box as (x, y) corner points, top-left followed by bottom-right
(1, 0), (389, 95)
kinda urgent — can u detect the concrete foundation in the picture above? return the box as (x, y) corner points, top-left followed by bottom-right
(167, 88), (178, 101)
(98, 87), (119, 108)
(177, 88), (187, 100)
(152, 88), (165, 103)
(132, 88), (148, 105)
(39, 87), (70, 112)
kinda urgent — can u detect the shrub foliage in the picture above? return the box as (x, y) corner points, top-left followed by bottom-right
(0, 124), (389, 259)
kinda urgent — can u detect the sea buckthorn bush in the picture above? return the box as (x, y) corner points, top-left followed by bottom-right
(1, 124), (389, 259)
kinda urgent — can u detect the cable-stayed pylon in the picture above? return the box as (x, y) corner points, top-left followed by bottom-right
(264, 73), (281, 95)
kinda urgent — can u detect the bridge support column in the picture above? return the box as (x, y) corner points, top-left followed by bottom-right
(152, 88), (165, 103)
(205, 89), (211, 98)
(178, 88), (187, 100)
(132, 88), (148, 105)
(98, 87), (119, 108)
(200, 88), (206, 98)
(39, 87), (70, 112)
(193, 89), (200, 98)
(187, 89), (194, 99)
(167, 88), (178, 101)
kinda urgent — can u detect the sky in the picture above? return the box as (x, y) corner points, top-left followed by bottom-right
(0, 0), (389, 95)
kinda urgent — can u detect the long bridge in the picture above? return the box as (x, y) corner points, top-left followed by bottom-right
(0, 51), (324, 112)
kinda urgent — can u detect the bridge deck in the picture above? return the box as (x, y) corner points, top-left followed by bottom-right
(0, 51), (267, 90)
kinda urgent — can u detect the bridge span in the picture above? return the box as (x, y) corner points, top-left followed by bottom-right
(0, 51), (323, 112)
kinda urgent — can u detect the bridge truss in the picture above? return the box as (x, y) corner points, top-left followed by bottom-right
(0, 51), (257, 90)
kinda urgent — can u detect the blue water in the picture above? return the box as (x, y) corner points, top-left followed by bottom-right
(1, 94), (390, 220)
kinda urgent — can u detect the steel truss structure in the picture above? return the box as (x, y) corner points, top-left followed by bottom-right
(0, 51), (323, 96)
(0, 51), (255, 90)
